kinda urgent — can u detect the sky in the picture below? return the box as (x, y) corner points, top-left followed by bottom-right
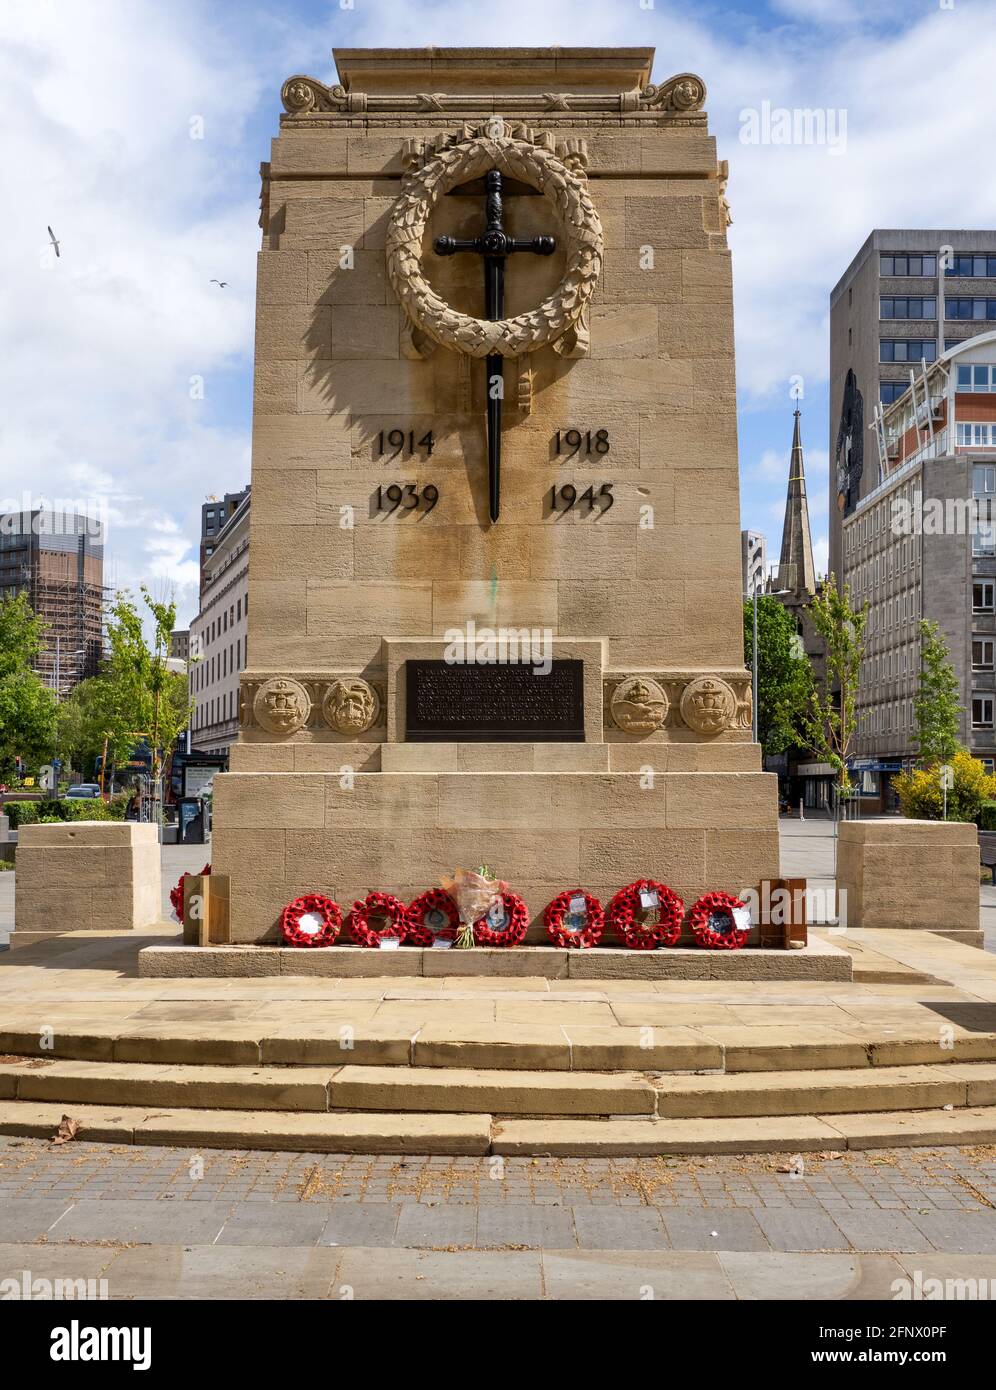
(4, 0), (996, 627)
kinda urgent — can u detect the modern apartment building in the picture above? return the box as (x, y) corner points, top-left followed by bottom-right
(829, 230), (996, 581)
(0, 508), (105, 697)
(189, 488), (250, 757)
(841, 331), (996, 809)
(741, 529), (766, 598)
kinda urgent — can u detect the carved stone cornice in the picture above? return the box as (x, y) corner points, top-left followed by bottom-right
(603, 670), (752, 736)
(278, 72), (707, 123)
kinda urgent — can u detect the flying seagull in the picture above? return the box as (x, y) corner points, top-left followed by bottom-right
(210, 279), (228, 288)
(47, 226), (60, 258)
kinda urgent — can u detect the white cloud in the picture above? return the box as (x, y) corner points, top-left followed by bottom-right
(1, 0), (264, 625)
(6, 0), (996, 633)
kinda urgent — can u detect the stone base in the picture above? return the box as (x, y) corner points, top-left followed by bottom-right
(138, 936), (851, 981)
(13, 821), (161, 936)
(211, 765), (780, 944)
(837, 819), (981, 939)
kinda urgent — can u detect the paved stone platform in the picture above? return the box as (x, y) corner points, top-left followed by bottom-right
(0, 1138), (994, 1299)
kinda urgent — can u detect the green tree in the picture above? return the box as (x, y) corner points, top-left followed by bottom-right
(103, 588), (192, 817)
(743, 596), (814, 756)
(913, 619), (961, 766)
(0, 593), (58, 780)
(803, 575), (868, 794)
(55, 677), (123, 782)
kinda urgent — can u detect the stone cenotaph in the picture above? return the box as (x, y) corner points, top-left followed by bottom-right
(213, 46), (780, 943)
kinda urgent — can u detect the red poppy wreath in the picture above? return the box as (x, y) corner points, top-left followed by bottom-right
(689, 891), (750, 950)
(607, 879), (684, 950)
(348, 890), (408, 947)
(404, 889), (459, 946)
(544, 889), (604, 949)
(472, 891), (530, 947)
(279, 894), (343, 948)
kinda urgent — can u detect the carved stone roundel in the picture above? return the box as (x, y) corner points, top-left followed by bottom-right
(253, 677), (311, 735)
(680, 676), (737, 736)
(322, 678), (380, 735)
(611, 677), (669, 734)
(386, 134), (603, 359)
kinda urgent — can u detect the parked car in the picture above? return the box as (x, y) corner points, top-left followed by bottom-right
(64, 784), (103, 800)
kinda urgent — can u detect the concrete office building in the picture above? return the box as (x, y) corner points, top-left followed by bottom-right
(841, 330), (996, 808)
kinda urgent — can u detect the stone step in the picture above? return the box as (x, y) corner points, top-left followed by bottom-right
(6, 1058), (996, 1121)
(2, 1097), (996, 1156)
(0, 1102), (491, 1155)
(656, 1063), (996, 1119)
(493, 1105), (996, 1155)
(3, 1020), (995, 1073)
(0, 1059), (657, 1117)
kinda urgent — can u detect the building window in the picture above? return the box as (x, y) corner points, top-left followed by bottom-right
(973, 639), (995, 671)
(959, 424), (996, 447)
(881, 254), (937, 277)
(973, 695), (995, 729)
(945, 255), (996, 278)
(880, 298), (936, 320)
(974, 581), (995, 611)
(973, 465), (996, 497)
(880, 340), (936, 363)
(880, 381), (909, 405)
(945, 299), (996, 321)
(957, 364), (996, 392)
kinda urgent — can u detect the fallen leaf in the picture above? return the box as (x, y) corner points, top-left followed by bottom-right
(51, 1115), (81, 1145)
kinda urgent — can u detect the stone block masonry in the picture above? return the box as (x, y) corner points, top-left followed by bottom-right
(12, 822), (161, 943)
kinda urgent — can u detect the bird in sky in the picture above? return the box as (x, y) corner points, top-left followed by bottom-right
(47, 226), (60, 258)
(210, 279), (228, 288)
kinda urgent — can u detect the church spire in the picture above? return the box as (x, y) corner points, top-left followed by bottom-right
(777, 408), (817, 596)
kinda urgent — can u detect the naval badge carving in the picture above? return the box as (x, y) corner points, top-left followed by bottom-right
(679, 676), (738, 736)
(321, 678), (380, 736)
(252, 677), (311, 735)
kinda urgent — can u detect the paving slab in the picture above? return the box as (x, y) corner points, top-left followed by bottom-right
(718, 1250), (908, 1301)
(476, 1204), (577, 1249)
(335, 1246), (543, 1299)
(216, 1202), (329, 1246)
(0, 1197), (72, 1242)
(660, 1208), (768, 1252)
(320, 1204), (402, 1247)
(394, 1202), (478, 1247)
(831, 1209), (936, 1254)
(907, 1210), (996, 1254)
(540, 1249), (735, 1300)
(572, 1206), (668, 1250)
(46, 1197), (234, 1246)
(751, 1207), (851, 1252)
(106, 1243), (342, 1298)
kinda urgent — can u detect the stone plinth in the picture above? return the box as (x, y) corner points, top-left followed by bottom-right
(138, 935), (850, 981)
(837, 818), (981, 947)
(12, 822), (161, 944)
(213, 768), (779, 943)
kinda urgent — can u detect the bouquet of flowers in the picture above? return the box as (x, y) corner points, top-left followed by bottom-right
(440, 864), (507, 949)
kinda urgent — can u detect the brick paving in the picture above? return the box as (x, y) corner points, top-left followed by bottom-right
(1, 1137), (995, 1255)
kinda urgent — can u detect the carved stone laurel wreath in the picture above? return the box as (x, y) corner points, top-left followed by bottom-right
(604, 673), (751, 737)
(385, 132), (603, 359)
